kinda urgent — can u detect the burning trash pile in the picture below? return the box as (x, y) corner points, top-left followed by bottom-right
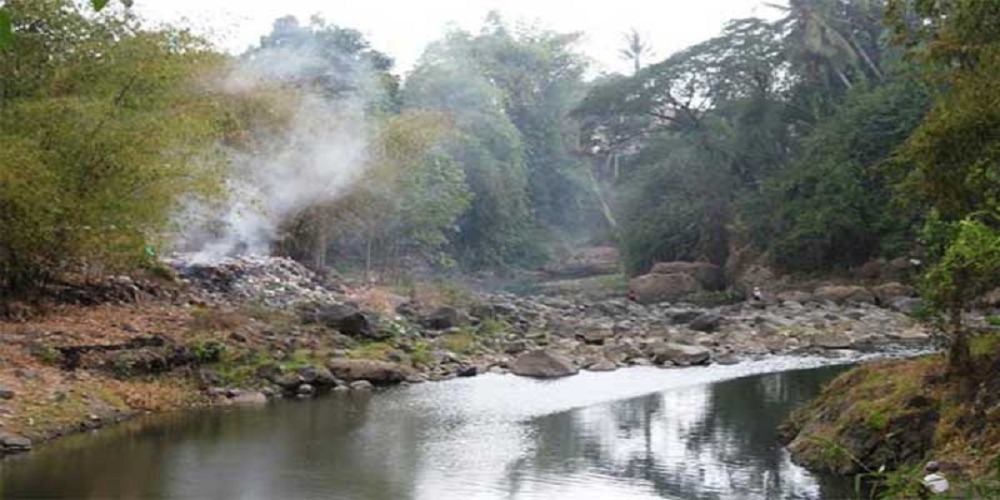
(168, 255), (346, 308)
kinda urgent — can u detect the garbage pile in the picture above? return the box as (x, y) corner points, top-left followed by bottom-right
(169, 255), (344, 308)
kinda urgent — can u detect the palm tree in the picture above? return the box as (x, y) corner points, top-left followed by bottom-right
(769, 0), (884, 89)
(619, 29), (654, 75)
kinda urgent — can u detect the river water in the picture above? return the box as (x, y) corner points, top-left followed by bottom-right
(1, 357), (858, 499)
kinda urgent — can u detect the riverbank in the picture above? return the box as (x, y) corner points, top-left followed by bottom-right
(0, 256), (938, 458)
(779, 344), (1000, 488)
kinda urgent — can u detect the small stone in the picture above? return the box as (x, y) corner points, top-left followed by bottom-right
(349, 380), (374, 391)
(0, 388), (14, 400)
(587, 359), (618, 372)
(296, 384), (316, 397)
(0, 433), (32, 453)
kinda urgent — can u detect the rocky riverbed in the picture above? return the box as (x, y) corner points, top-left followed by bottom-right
(161, 255), (938, 398)
(0, 255), (939, 457)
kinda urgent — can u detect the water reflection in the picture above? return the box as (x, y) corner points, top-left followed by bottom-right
(1, 359), (854, 500)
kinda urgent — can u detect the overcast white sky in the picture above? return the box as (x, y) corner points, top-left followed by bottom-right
(138, 0), (784, 75)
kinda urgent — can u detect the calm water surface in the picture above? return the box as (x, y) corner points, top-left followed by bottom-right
(1, 358), (857, 499)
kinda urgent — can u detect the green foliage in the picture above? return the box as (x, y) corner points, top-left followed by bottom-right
(409, 341), (433, 367)
(922, 217), (1000, 370)
(970, 332), (1000, 357)
(0, 0), (227, 294)
(190, 340), (226, 364)
(0, 10), (12, 48)
(749, 80), (930, 271)
(923, 218), (1000, 316)
(440, 330), (476, 355)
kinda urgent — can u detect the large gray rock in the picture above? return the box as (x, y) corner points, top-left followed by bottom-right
(587, 359), (618, 372)
(651, 262), (726, 290)
(511, 350), (579, 378)
(629, 273), (702, 305)
(312, 304), (377, 338)
(0, 433), (32, 453)
(327, 359), (413, 385)
(871, 282), (916, 305)
(889, 297), (925, 315)
(578, 328), (614, 345)
(813, 286), (876, 305)
(648, 342), (711, 366)
(689, 313), (723, 333)
(810, 333), (853, 349)
(421, 306), (466, 330)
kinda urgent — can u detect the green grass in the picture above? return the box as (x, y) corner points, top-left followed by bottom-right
(347, 342), (395, 361)
(409, 340), (433, 367)
(971, 332), (1000, 357)
(440, 330), (477, 354)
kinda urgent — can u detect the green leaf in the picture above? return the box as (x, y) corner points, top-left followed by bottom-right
(0, 10), (12, 49)
(92, 0), (111, 11)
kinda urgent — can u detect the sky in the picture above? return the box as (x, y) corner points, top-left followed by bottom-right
(138, 0), (785, 76)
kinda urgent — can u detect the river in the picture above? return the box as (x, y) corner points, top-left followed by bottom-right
(1, 357), (859, 499)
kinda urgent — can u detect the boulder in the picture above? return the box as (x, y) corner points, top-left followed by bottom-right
(813, 285), (875, 305)
(689, 313), (723, 333)
(668, 309), (703, 325)
(587, 359), (618, 372)
(421, 306), (466, 330)
(603, 343), (644, 363)
(578, 328), (614, 345)
(327, 359), (413, 385)
(297, 365), (337, 387)
(651, 262), (725, 291)
(629, 273), (702, 305)
(889, 297), (925, 316)
(229, 391), (268, 405)
(810, 333), (853, 350)
(0, 433), (32, 453)
(313, 304), (377, 338)
(510, 350), (579, 378)
(648, 342), (711, 366)
(349, 380), (374, 391)
(871, 282), (916, 305)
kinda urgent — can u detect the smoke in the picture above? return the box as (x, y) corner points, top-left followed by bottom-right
(179, 42), (378, 264)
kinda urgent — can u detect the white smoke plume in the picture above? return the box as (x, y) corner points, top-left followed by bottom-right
(179, 43), (377, 264)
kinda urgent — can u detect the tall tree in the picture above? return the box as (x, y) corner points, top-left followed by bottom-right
(620, 29), (654, 74)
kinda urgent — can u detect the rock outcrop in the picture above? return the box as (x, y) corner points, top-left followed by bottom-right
(511, 350), (579, 378)
(327, 359), (413, 385)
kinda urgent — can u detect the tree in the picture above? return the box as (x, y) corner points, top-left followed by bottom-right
(620, 29), (654, 74)
(0, 0), (226, 296)
(404, 56), (539, 269)
(577, 18), (791, 273)
(923, 218), (1000, 374)
(771, 0), (886, 90)
(886, 0), (1000, 374)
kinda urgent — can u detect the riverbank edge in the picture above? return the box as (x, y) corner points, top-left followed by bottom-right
(779, 347), (1000, 487)
(0, 320), (933, 463)
(0, 282), (939, 461)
